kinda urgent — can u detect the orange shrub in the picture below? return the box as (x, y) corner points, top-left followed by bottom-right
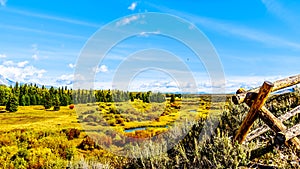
(69, 104), (75, 109)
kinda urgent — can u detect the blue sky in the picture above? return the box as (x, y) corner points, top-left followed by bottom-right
(0, 0), (300, 93)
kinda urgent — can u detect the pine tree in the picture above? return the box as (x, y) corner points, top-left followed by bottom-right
(36, 95), (41, 105)
(106, 90), (112, 102)
(170, 94), (175, 103)
(68, 89), (73, 104)
(144, 91), (151, 103)
(129, 92), (134, 102)
(136, 93), (141, 100)
(20, 95), (26, 106)
(60, 94), (70, 106)
(53, 94), (60, 111)
(30, 95), (37, 105)
(0, 86), (8, 106)
(25, 94), (30, 106)
(43, 91), (52, 109)
(6, 93), (19, 112)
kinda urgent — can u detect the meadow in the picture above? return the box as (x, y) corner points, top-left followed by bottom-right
(0, 91), (299, 168)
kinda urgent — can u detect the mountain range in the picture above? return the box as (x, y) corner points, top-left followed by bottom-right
(1, 73), (295, 94)
(0, 74), (54, 88)
(0, 74), (15, 86)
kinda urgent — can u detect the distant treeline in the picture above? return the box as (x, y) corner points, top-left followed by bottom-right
(0, 82), (165, 112)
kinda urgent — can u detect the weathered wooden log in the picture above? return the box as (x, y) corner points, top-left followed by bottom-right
(250, 131), (297, 160)
(246, 105), (300, 141)
(248, 162), (278, 169)
(276, 124), (300, 143)
(232, 92), (258, 105)
(250, 143), (277, 161)
(241, 104), (300, 149)
(251, 124), (300, 160)
(232, 74), (300, 104)
(248, 106), (300, 149)
(259, 106), (286, 135)
(234, 81), (274, 143)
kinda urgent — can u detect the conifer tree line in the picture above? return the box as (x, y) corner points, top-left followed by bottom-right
(76, 89), (165, 103)
(128, 91), (165, 103)
(0, 82), (166, 112)
(0, 82), (73, 112)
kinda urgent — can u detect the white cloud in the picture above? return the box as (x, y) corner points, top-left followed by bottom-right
(3, 60), (13, 66)
(189, 15), (300, 50)
(0, 54), (6, 58)
(125, 73), (286, 94)
(116, 15), (139, 26)
(59, 74), (74, 80)
(139, 30), (160, 37)
(128, 80), (181, 93)
(17, 61), (29, 67)
(50, 72), (287, 93)
(0, 0), (7, 6)
(31, 44), (39, 60)
(261, 0), (293, 23)
(94, 65), (108, 73)
(68, 63), (76, 69)
(0, 60), (46, 83)
(1, 24), (87, 40)
(99, 65), (108, 72)
(128, 2), (137, 11)
(223, 75), (283, 93)
(32, 54), (38, 60)
(3, 60), (29, 68)
(55, 74), (74, 86)
(150, 4), (300, 50)
(6, 8), (100, 28)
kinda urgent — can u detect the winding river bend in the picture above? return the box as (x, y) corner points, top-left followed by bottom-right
(124, 125), (169, 133)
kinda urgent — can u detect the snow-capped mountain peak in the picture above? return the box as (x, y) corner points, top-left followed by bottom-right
(0, 74), (15, 86)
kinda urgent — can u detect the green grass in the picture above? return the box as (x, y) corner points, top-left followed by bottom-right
(0, 105), (80, 131)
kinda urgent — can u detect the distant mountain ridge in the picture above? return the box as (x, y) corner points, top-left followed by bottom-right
(0, 74), (54, 88)
(5, 73), (294, 95)
(0, 74), (15, 86)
